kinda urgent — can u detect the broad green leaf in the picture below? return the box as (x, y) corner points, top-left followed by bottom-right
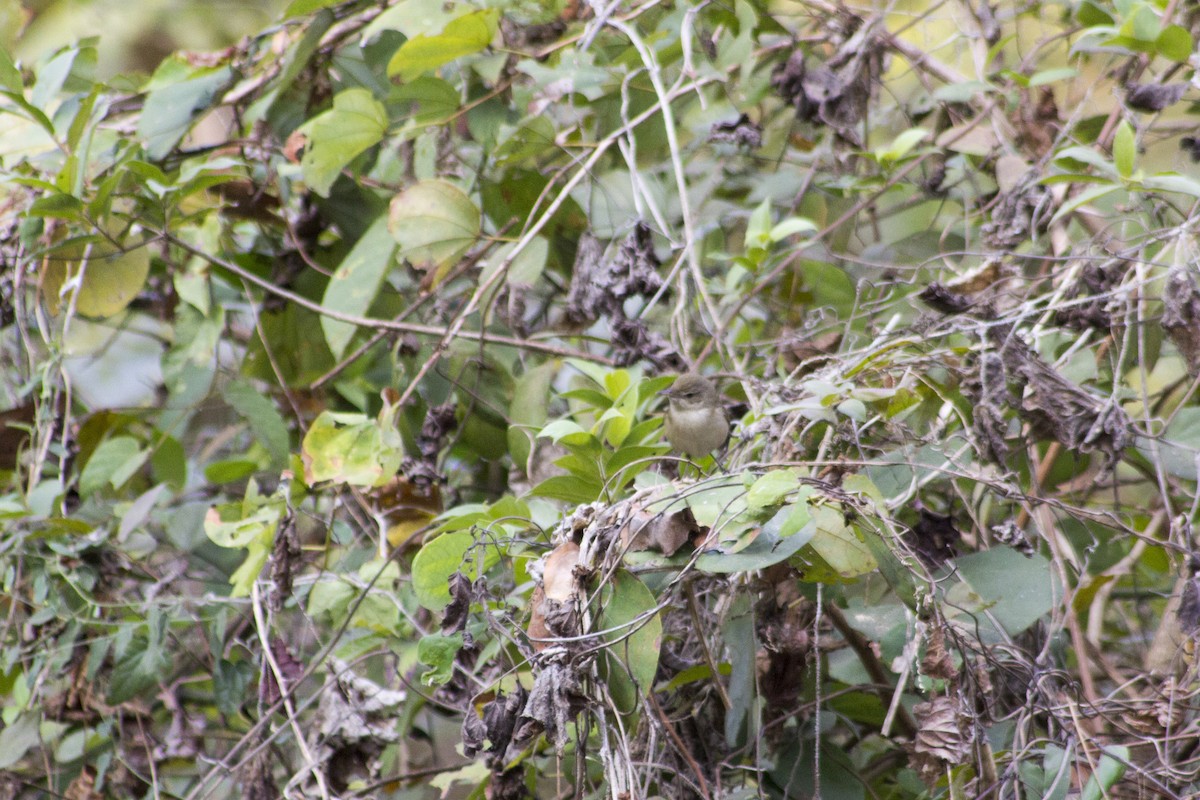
(697, 503), (816, 573)
(0, 46), (21, 93)
(204, 502), (281, 549)
(1081, 746), (1129, 800)
(1029, 67), (1078, 86)
(593, 569), (662, 718)
(284, 0), (340, 16)
(418, 633), (463, 686)
(301, 410), (404, 487)
(1143, 407), (1200, 480)
(952, 547), (1055, 636)
(1141, 173), (1200, 198)
(27, 192), (83, 220)
(746, 199), (773, 248)
(138, 64), (234, 160)
(1113, 120), (1134, 179)
(321, 215), (396, 359)
(537, 419), (590, 443)
(412, 531), (499, 611)
(387, 9), (498, 82)
(806, 504), (878, 578)
(685, 479), (747, 528)
(222, 380), (290, 469)
(204, 459), (258, 484)
(300, 88), (388, 196)
(308, 579), (355, 621)
(1020, 744), (1071, 800)
(1156, 25), (1193, 62)
(228, 532), (273, 596)
(745, 469), (800, 510)
(80, 436), (147, 495)
(387, 179), (481, 279)
(530, 474), (603, 504)
(508, 361), (558, 468)
(107, 631), (171, 704)
(1049, 183), (1121, 224)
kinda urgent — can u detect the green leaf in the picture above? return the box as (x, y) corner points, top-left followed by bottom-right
(320, 215), (396, 359)
(1156, 25), (1194, 62)
(204, 459), (259, 484)
(387, 9), (499, 82)
(138, 64), (234, 160)
(806, 504), (878, 578)
(0, 46), (22, 93)
(1141, 173), (1200, 198)
(745, 199), (773, 248)
(204, 502), (281, 549)
(769, 216), (817, 241)
(537, 419), (590, 444)
(530, 474), (603, 504)
(1080, 746), (1129, 800)
(1143, 407), (1200, 479)
(228, 531), (272, 597)
(952, 547), (1055, 636)
(745, 469), (800, 510)
(1049, 182), (1121, 224)
(308, 578), (355, 621)
(27, 192), (83, 220)
(387, 179), (481, 279)
(418, 633), (464, 686)
(697, 504), (816, 573)
(223, 380), (290, 469)
(80, 436), (147, 495)
(412, 531), (499, 611)
(593, 570), (662, 718)
(284, 0), (340, 16)
(1028, 67), (1078, 86)
(107, 631), (171, 704)
(1113, 119), (1134, 179)
(508, 361), (558, 469)
(876, 126), (928, 162)
(300, 88), (388, 196)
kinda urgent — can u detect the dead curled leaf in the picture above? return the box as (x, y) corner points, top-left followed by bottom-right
(1163, 267), (1200, 377)
(618, 504), (697, 557)
(966, 325), (1131, 466)
(527, 541), (582, 651)
(909, 695), (972, 785)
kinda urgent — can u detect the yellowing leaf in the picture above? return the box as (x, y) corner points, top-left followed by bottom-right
(387, 179), (480, 279)
(42, 234), (150, 318)
(301, 410), (404, 487)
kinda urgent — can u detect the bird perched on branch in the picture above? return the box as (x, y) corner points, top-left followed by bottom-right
(660, 373), (730, 460)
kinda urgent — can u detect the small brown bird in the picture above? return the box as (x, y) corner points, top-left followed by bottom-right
(660, 373), (730, 460)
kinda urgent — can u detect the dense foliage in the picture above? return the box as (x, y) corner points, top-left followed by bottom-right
(3, 0), (1200, 798)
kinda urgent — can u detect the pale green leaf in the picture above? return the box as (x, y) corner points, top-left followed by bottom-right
(387, 9), (498, 82)
(299, 88), (388, 196)
(1113, 120), (1134, 178)
(320, 215), (396, 359)
(387, 179), (481, 278)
